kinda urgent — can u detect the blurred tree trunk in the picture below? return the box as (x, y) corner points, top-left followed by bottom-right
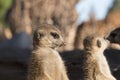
(7, 0), (32, 35)
(7, 0), (78, 51)
(0, 24), (6, 42)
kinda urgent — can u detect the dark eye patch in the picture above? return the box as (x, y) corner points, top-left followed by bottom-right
(50, 32), (59, 39)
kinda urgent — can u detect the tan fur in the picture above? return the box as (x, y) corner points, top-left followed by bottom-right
(81, 36), (116, 80)
(27, 24), (69, 80)
(109, 43), (120, 50)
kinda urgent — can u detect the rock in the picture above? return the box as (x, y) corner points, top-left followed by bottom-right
(0, 32), (32, 49)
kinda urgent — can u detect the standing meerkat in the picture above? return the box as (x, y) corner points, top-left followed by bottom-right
(27, 24), (69, 80)
(81, 36), (116, 80)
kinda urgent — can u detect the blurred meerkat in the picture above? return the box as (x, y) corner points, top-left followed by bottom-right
(107, 27), (120, 50)
(107, 27), (120, 44)
(81, 36), (116, 80)
(27, 24), (69, 80)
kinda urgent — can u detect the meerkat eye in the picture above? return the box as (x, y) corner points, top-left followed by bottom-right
(50, 32), (59, 39)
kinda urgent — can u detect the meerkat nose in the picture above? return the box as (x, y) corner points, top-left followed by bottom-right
(55, 41), (65, 47)
(60, 42), (65, 47)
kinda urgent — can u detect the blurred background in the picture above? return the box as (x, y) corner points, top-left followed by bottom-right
(0, 0), (120, 80)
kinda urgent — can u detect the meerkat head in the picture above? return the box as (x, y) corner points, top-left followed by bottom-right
(83, 36), (109, 52)
(107, 27), (120, 44)
(33, 24), (64, 49)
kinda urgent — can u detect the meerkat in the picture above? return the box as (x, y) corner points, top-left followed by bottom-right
(27, 24), (69, 80)
(107, 27), (120, 44)
(81, 36), (116, 80)
(107, 27), (120, 50)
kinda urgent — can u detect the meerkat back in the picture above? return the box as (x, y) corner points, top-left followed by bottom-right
(82, 36), (116, 80)
(27, 24), (69, 80)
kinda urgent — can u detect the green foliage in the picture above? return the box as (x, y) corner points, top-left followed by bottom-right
(0, 0), (12, 27)
(113, 0), (120, 10)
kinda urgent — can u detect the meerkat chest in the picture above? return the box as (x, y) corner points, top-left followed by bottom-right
(95, 52), (111, 75)
(46, 49), (65, 73)
(38, 48), (64, 68)
(50, 50), (63, 65)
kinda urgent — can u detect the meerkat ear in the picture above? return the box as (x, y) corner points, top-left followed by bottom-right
(97, 40), (101, 48)
(34, 32), (41, 39)
(33, 31), (44, 46)
(37, 33), (44, 39)
(33, 31), (38, 40)
(83, 38), (92, 50)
